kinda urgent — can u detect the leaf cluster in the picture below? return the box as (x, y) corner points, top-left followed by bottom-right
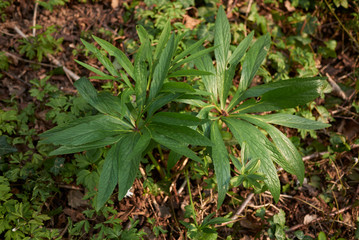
(40, 6), (330, 211)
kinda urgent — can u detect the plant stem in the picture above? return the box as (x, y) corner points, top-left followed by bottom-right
(185, 169), (198, 227)
(148, 151), (165, 179)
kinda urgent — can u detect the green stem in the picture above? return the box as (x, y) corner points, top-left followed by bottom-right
(148, 151), (165, 179)
(185, 169), (198, 227)
(157, 144), (164, 161)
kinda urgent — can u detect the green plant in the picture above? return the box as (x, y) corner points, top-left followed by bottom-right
(18, 25), (63, 62)
(0, 51), (9, 71)
(0, 176), (59, 240)
(180, 169), (230, 239)
(192, 6), (329, 207)
(36, 0), (67, 11)
(0, 0), (11, 22)
(40, 21), (215, 211)
(40, 6), (330, 213)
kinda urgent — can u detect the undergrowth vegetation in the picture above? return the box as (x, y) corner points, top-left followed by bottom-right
(1, 0), (359, 239)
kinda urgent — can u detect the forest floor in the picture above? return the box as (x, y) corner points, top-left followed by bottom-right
(0, 0), (359, 239)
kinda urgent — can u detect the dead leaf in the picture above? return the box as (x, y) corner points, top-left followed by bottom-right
(303, 214), (318, 225)
(158, 205), (171, 219)
(67, 190), (88, 209)
(184, 15), (201, 30)
(63, 208), (85, 221)
(111, 0), (119, 9)
(284, 1), (295, 12)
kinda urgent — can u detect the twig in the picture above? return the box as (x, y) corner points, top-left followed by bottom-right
(217, 192), (255, 227)
(286, 204), (354, 232)
(47, 54), (79, 83)
(32, 2), (39, 37)
(4, 51), (56, 67)
(230, 192), (254, 221)
(2, 70), (31, 87)
(58, 222), (69, 239)
(326, 73), (348, 101)
(14, 26), (28, 39)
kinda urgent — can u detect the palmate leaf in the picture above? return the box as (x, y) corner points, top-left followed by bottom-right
(81, 39), (119, 77)
(49, 135), (124, 156)
(251, 113), (330, 130)
(96, 130), (151, 211)
(233, 77), (327, 114)
(210, 121), (230, 208)
(152, 112), (207, 126)
(224, 117), (281, 202)
(228, 34), (271, 110)
(150, 123), (212, 147)
(117, 130), (151, 200)
(168, 69), (214, 78)
(238, 114), (305, 183)
(214, 5), (230, 109)
(134, 36), (149, 110)
(151, 130), (203, 163)
(193, 48), (217, 102)
(40, 115), (131, 147)
(238, 34), (270, 93)
(149, 34), (175, 100)
(96, 140), (121, 211)
(92, 36), (134, 79)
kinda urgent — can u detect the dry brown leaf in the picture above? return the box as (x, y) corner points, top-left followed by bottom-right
(284, 1), (295, 12)
(184, 15), (201, 30)
(303, 214), (318, 225)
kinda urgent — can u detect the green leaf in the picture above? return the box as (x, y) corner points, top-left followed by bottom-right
(235, 77), (327, 105)
(134, 41), (149, 110)
(170, 45), (218, 72)
(49, 135), (124, 155)
(168, 69), (214, 78)
(149, 34), (175, 100)
(74, 77), (131, 124)
(92, 36), (134, 78)
(75, 59), (110, 77)
(154, 21), (171, 61)
(210, 121), (230, 208)
(81, 39), (119, 77)
(214, 5), (231, 108)
(238, 33), (270, 92)
(239, 114), (304, 183)
(0, 136), (17, 156)
(161, 82), (195, 93)
(167, 150), (182, 170)
(195, 51), (217, 101)
(224, 117), (281, 202)
(224, 31), (254, 110)
(228, 31), (254, 67)
(151, 130), (203, 163)
(117, 130), (151, 200)
(96, 141), (121, 211)
(41, 115), (131, 147)
(146, 92), (182, 118)
(253, 113), (330, 130)
(172, 37), (206, 64)
(233, 77), (327, 113)
(150, 123), (212, 147)
(152, 112), (206, 126)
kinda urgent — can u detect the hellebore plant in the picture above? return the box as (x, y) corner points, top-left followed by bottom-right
(40, 6), (329, 211)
